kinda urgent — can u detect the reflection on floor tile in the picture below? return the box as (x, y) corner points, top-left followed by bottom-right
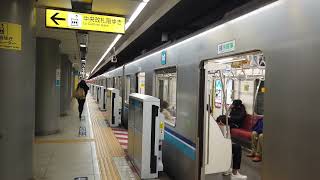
(35, 99), (93, 141)
(204, 151), (261, 180)
(34, 100), (100, 180)
(113, 157), (136, 180)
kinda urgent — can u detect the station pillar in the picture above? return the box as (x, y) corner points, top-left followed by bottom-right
(0, 0), (35, 179)
(35, 38), (61, 135)
(60, 54), (72, 115)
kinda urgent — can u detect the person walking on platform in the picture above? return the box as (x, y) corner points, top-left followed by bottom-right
(75, 80), (89, 119)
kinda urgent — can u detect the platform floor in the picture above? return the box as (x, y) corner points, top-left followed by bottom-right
(205, 153), (261, 180)
(34, 95), (137, 180)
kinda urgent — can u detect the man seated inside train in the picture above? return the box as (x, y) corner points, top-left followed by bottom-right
(229, 100), (247, 129)
(247, 117), (264, 162)
(216, 116), (247, 179)
(160, 100), (174, 123)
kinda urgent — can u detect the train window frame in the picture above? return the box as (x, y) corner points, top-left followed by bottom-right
(155, 66), (177, 127)
(112, 77), (116, 88)
(118, 76), (122, 97)
(136, 72), (145, 94)
(125, 75), (131, 104)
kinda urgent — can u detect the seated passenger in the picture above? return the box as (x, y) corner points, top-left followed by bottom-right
(247, 117), (264, 162)
(160, 100), (173, 123)
(216, 115), (247, 179)
(229, 100), (247, 129)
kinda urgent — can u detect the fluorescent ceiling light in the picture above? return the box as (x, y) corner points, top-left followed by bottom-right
(91, 34), (122, 74)
(125, 2), (148, 30)
(91, 0), (150, 75)
(81, 59), (86, 62)
(80, 44), (86, 48)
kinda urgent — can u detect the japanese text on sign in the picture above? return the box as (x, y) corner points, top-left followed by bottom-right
(217, 40), (236, 54)
(0, 22), (21, 51)
(46, 9), (125, 34)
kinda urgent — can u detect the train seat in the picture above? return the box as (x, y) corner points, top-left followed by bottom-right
(231, 115), (263, 141)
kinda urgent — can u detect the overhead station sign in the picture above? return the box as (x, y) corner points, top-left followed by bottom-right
(46, 9), (125, 34)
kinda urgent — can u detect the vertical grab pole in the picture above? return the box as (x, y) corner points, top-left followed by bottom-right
(253, 79), (262, 117)
(218, 70), (230, 138)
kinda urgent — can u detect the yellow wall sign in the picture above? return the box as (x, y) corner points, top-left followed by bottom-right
(46, 9), (125, 34)
(0, 22), (21, 51)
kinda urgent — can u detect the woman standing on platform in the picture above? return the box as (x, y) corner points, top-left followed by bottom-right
(75, 80), (89, 119)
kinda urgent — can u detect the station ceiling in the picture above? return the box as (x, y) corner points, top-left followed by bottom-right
(35, 0), (179, 73)
(34, 0), (272, 78)
(91, 0), (274, 78)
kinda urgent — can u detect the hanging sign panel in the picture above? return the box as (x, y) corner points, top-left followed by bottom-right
(0, 22), (21, 51)
(217, 40), (235, 54)
(46, 9), (125, 34)
(161, 50), (167, 65)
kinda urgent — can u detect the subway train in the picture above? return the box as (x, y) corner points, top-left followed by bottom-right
(89, 0), (320, 179)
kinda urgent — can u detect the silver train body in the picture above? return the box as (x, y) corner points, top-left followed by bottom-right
(93, 0), (320, 179)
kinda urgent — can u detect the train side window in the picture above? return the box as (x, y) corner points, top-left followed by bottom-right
(130, 75), (136, 94)
(213, 79), (234, 109)
(112, 77), (116, 88)
(155, 67), (177, 127)
(125, 75), (131, 104)
(137, 72), (145, 94)
(118, 76), (122, 97)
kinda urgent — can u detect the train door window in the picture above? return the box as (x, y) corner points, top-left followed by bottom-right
(125, 75), (131, 104)
(203, 51), (265, 174)
(155, 67), (177, 127)
(107, 78), (112, 88)
(130, 75), (136, 94)
(137, 72), (145, 94)
(115, 77), (118, 89)
(112, 77), (116, 88)
(118, 76), (122, 97)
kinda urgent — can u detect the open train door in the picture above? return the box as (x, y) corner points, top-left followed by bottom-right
(201, 61), (232, 176)
(199, 50), (265, 178)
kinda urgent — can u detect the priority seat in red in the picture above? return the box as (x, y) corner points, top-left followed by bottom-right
(231, 114), (263, 141)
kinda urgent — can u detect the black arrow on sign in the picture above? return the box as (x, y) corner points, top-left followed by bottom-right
(51, 13), (66, 25)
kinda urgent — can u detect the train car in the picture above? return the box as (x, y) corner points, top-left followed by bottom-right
(95, 0), (320, 179)
(100, 67), (126, 126)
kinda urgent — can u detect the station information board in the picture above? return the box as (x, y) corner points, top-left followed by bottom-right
(0, 22), (21, 51)
(46, 9), (125, 34)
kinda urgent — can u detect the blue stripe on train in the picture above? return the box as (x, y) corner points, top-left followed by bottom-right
(164, 128), (196, 160)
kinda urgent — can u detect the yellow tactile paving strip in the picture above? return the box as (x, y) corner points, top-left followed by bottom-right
(87, 96), (125, 180)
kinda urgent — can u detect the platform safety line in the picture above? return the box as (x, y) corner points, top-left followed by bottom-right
(86, 100), (101, 180)
(86, 100), (94, 139)
(87, 96), (125, 180)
